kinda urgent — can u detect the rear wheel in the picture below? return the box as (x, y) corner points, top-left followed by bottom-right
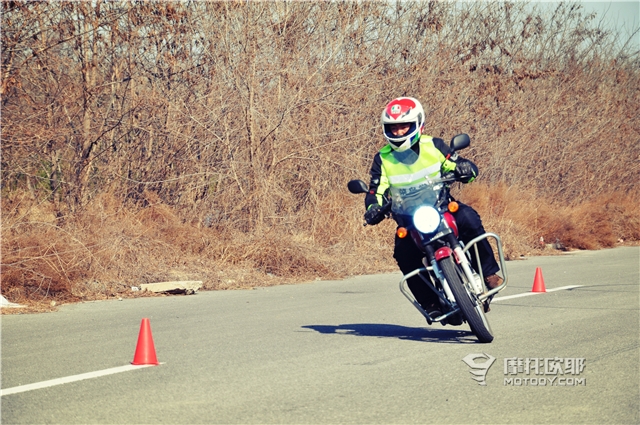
(439, 256), (494, 343)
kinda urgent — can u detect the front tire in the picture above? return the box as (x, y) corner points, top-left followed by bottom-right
(439, 256), (494, 343)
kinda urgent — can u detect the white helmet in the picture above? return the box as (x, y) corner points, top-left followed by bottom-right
(380, 97), (425, 152)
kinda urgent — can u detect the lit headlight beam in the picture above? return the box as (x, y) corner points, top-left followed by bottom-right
(413, 206), (441, 234)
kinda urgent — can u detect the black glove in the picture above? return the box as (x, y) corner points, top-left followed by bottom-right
(454, 160), (477, 183)
(364, 204), (385, 225)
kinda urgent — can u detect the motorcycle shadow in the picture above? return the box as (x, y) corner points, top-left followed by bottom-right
(302, 323), (478, 344)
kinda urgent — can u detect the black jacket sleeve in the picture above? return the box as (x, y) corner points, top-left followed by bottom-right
(365, 153), (383, 210)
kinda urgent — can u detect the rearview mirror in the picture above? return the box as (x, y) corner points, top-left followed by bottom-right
(450, 133), (470, 151)
(347, 179), (368, 194)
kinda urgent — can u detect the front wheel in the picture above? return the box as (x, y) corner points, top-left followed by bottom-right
(439, 256), (494, 343)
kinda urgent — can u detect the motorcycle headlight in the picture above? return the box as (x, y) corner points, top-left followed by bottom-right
(413, 206), (441, 234)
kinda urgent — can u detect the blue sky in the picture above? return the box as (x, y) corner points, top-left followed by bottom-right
(459, 1), (639, 50)
(557, 1), (639, 49)
(580, 1), (639, 32)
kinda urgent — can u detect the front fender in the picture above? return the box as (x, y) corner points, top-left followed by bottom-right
(434, 246), (453, 261)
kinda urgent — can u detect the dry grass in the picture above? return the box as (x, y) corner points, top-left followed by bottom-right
(456, 183), (640, 257)
(3, 184), (637, 314)
(1, 189), (397, 312)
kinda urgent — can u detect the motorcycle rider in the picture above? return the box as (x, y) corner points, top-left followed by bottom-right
(364, 97), (503, 319)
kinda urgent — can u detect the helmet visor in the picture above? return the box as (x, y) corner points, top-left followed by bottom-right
(384, 122), (417, 144)
(384, 122), (417, 147)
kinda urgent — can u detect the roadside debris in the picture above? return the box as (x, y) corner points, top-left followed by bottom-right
(138, 281), (203, 295)
(0, 295), (24, 308)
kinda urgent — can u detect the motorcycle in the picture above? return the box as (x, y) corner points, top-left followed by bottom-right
(347, 134), (507, 343)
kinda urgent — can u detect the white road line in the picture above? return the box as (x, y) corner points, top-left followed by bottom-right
(492, 285), (583, 302)
(0, 364), (158, 396)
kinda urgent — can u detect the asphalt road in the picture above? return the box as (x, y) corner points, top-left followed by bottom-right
(1, 246), (638, 424)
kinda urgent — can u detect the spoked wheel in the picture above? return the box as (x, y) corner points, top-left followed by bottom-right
(439, 256), (494, 343)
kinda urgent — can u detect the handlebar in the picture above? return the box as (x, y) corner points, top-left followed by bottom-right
(358, 173), (458, 226)
(430, 173), (457, 184)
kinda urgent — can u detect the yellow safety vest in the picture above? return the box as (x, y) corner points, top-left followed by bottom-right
(373, 135), (457, 205)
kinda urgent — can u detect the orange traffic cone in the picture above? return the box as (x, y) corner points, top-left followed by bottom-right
(532, 267), (546, 292)
(131, 318), (159, 365)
